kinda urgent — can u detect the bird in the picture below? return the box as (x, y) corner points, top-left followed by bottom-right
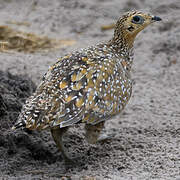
(12, 11), (161, 162)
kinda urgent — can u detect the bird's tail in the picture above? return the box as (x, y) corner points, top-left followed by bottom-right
(11, 95), (34, 130)
(11, 121), (26, 130)
(11, 92), (48, 131)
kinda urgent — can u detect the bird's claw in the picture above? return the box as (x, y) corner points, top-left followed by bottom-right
(97, 133), (116, 143)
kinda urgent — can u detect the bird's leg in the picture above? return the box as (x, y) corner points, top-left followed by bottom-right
(85, 121), (115, 144)
(84, 121), (106, 144)
(51, 127), (72, 163)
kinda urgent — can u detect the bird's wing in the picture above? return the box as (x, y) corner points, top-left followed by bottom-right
(15, 52), (90, 130)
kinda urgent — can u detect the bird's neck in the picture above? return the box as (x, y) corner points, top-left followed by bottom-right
(107, 34), (134, 71)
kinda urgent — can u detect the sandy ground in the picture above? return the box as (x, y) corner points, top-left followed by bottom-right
(0, 0), (180, 179)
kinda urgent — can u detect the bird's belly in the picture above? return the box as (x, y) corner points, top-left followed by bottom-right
(83, 72), (132, 124)
(103, 77), (132, 115)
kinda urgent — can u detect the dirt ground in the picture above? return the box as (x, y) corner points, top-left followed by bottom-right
(0, 0), (180, 179)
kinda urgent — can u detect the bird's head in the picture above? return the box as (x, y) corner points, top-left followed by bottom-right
(113, 11), (162, 48)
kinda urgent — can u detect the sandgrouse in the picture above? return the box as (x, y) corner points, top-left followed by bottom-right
(12, 11), (161, 162)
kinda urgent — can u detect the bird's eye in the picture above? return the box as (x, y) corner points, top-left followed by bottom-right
(132, 15), (144, 24)
(133, 16), (140, 22)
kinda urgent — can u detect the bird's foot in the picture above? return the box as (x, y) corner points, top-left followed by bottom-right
(97, 133), (116, 143)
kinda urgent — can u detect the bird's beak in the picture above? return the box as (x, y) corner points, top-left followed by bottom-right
(151, 16), (162, 22)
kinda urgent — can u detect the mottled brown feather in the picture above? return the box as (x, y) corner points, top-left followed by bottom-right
(12, 11), (161, 130)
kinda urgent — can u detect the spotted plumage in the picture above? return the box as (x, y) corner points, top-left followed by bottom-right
(12, 11), (161, 162)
